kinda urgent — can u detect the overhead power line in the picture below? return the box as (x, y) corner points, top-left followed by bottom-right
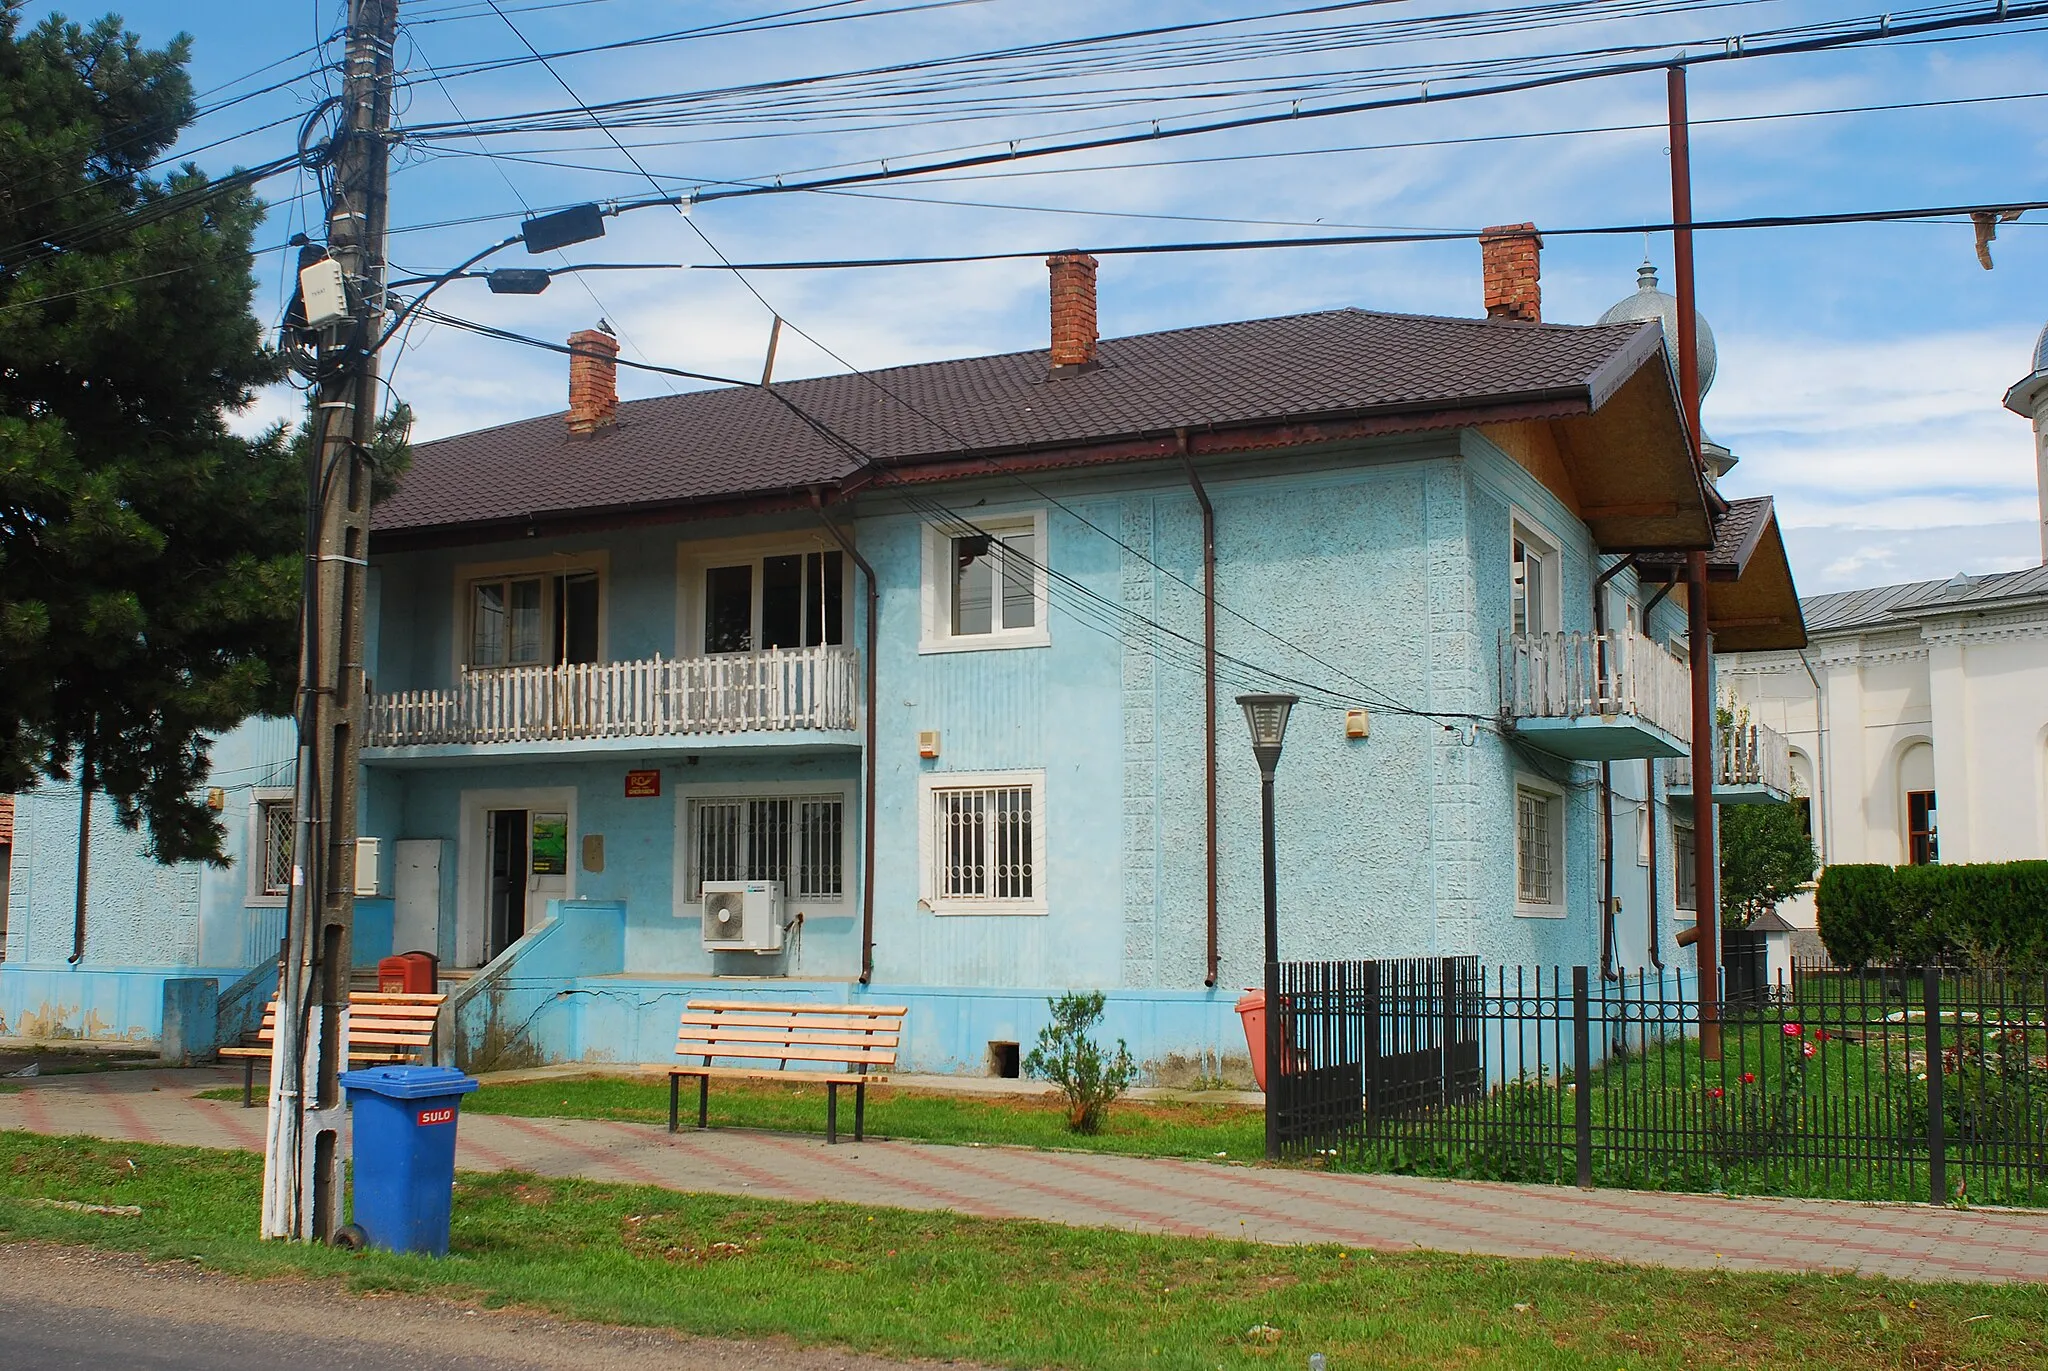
(679, 198), (2048, 270)
(544, 1), (2042, 210)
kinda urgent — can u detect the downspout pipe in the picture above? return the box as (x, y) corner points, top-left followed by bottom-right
(69, 738), (92, 965)
(1176, 429), (1221, 988)
(811, 488), (879, 985)
(1593, 557), (1634, 982)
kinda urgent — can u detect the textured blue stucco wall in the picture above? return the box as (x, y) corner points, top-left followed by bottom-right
(1, 715), (294, 1042)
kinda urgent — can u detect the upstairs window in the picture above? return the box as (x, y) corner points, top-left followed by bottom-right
(701, 551), (844, 655)
(1511, 519), (1558, 638)
(470, 571), (599, 668)
(923, 512), (1048, 652)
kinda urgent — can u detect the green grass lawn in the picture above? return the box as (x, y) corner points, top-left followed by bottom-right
(467, 1074), (1269, 1159)
(3, 1129), (2044, 1371)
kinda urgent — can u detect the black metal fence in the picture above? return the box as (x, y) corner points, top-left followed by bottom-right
(1272, 957), (2048, 1205)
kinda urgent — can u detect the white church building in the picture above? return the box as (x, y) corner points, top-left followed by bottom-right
(1721, 324), (2048, 942)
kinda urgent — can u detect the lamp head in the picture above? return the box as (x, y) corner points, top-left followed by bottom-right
(1236, 693), (1298, 772)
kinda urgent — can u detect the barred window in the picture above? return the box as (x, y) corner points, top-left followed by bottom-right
(688, 795), (843, 901)
(259, 799), (295, 898)
(1515, 784), (1561, 911)
(929, 782), (1038, 907)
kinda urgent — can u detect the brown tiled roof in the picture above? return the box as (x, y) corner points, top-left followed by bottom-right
(1637, 495), (1775, 580)
(0, 794), (12, 844)
(374, 307), (1663, 538)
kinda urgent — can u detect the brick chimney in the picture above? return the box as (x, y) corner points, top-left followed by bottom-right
(1047, 251), (1100, 374)
(1479, 223), (1543, 323)
(566, 325), (619, 436)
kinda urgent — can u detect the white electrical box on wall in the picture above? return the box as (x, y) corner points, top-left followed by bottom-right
(354, 837), (384, 896)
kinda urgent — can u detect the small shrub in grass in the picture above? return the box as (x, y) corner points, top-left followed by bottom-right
(1024, 991), (1137, 1134)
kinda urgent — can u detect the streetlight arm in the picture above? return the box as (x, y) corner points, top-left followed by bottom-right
(376, 233), (521, 350)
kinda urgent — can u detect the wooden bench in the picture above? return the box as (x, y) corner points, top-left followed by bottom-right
(669, 1000), (906, 1144)
(218, 992), (447, 1107)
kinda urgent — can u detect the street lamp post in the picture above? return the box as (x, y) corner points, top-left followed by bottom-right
(1237, 693), (1297, 1162)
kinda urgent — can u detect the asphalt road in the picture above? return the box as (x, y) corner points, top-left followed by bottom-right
(0, 1242), (955, 1371)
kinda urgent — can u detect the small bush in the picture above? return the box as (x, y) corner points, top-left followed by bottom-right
(1023, 992), (1137, 1134)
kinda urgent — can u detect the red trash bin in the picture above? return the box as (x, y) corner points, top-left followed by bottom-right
(1234, 990), (1294, 1090)
(378, 951), (438, 995)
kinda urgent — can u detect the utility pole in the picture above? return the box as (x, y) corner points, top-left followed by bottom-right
(1666, 64), (1721, 1061)
(263, 0), (397, 1243)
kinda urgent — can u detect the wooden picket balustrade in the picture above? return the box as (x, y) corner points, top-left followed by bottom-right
(366, 646), (859, 747)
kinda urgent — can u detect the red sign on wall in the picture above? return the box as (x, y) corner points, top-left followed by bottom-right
(417, 1106), (456, 1127)
(624, 769), (661, 798)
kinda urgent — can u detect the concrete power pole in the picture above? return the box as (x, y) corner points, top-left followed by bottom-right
(263, 0), (397, 1243)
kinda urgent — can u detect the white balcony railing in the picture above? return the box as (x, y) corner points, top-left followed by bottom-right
(1668, 720), (1794, 797)
(366, 647), (859, 748)
(1499, 629), (1692, 746)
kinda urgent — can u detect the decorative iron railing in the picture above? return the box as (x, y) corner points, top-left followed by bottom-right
(1272, 958), (2048, 1207)
(366, 647), (859, 748)
(1498, 629), (1692, 744)
(1667, 720), (1794, 797)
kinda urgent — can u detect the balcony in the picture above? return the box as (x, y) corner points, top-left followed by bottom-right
(1667, 719), (1794, 806)
(365, 647), (859, 755)
(1499, 629), (1691, 762)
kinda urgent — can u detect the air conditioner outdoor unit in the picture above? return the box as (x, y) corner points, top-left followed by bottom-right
(700, 880), (787, 954)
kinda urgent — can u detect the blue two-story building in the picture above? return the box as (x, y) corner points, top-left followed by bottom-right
(1, 228), (1807, 1075)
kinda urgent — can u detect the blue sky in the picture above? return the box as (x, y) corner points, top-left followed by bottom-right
(34, 0), (2048, 593)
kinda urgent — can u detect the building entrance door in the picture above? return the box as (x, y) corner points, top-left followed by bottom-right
(486, 809), (528, 962)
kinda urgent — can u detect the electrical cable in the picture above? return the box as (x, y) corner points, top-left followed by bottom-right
(399, 24), (678, 392)
(487, 1), (2043, 211)
(679, 196), (2048, 269)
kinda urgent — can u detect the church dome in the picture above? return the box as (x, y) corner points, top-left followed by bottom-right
(2033, 319), (2048, 378)
(1598, 262), (1718, 397)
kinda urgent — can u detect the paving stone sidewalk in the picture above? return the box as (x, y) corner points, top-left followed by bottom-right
(5, 1066), (2047, 1285)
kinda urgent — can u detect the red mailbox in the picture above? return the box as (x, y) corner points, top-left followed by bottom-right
(378, 951), (438, 995)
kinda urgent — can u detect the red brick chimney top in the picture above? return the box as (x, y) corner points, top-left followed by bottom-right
(1479, 223), (1543, 323)
(1047, 251), (1100, 375)
(567, 326), (619, 437)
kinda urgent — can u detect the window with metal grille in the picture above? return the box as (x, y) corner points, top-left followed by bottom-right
(1515, 786), (1557, 908)
(933, 784), (1035, 902)
(259, 799), (295, 898)
(687, 795), (843, 900)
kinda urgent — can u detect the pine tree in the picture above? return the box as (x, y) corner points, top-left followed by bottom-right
(0, 7), (302, 864)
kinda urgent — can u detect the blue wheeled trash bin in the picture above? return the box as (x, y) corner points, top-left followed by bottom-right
(338, 1064), (480, 1256)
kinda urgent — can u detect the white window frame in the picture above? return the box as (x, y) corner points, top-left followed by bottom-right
(671, 779), (854, 915)
(1513, 773), (1566, 919)
(450, 551), (609, 677)
(920, 510), (1050, 654)
(1672, 814), (1698, 920)
(246, 787), (296, 907)
(1510, 512), (1562, 640)
(918, 769), (1047, 915)
(678, 534), (854, 658)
